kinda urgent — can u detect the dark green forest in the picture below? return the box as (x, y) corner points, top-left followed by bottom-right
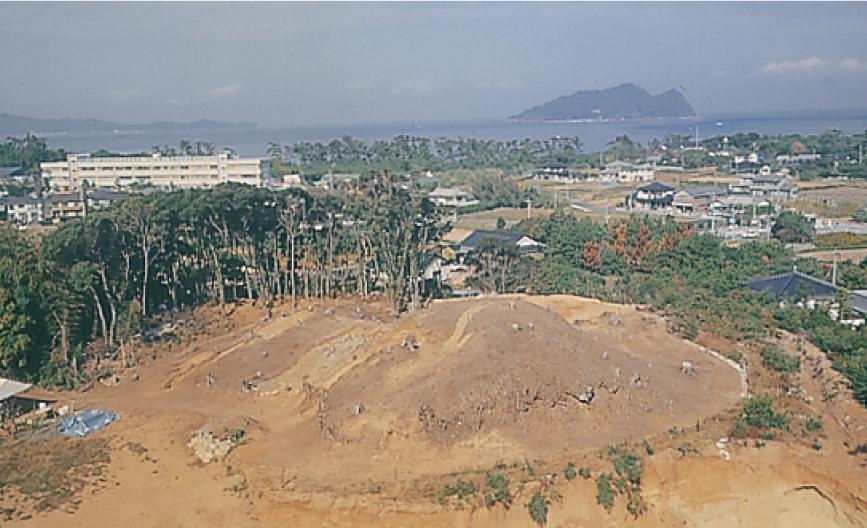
(0, 176), (444, 386)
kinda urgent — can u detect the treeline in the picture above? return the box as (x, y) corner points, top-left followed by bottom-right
(268, 135), (587, 176)
(461, 209), (867, 405)
(0, 134), (68, 170)
(0, 177), (446, 385)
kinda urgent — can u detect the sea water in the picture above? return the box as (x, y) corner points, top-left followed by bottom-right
(40, 110), (867, 157)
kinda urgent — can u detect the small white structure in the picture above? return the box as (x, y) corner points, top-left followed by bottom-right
(428, 187), (479, 207)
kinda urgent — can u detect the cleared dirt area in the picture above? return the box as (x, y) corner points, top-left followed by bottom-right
(4, 295), (867, 527)
(802, 248), (867, 264)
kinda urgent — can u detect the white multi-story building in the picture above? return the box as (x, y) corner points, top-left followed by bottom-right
(42, 152), (270, 192)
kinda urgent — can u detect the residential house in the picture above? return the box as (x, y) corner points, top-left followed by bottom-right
(645, 153), (663, 164)
(0, 197), (44, 224)
(733, 151), (759, 165)
(749, 174), (799, 200)
(734, 162), (769, 175)
(428, 187), (479, 207)
(87, 190), (127, 211)
(452, 230), (545, 257)
(599, 161), (654, 182)
(534, 162), (575, 181)
(420, 252), (465, 286)
(626, 181), (675, 210)
(672, 186), (727, 214)
(46, 192), (87, 222)
(707, 145), (732, 157)
(713, 195), (771, 224)
(314, 173), (359, 190)
(729, 174), (798, 200)
(744, 270), (867, 321)
(775, 153), (821, 164)
(0, 167), (26, 181)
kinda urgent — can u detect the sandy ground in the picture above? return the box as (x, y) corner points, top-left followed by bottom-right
(802, 248), (867, 264)
(6, 295), (867, 527)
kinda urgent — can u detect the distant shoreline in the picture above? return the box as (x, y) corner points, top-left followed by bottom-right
(508, 116), (699, 124)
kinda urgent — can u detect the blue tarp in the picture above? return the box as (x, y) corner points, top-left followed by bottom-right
(59, 409), (119, 437)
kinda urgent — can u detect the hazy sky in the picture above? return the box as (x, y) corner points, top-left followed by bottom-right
(1, 2), (866, 127)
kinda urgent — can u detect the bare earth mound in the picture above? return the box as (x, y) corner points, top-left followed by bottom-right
(8, 295), (867, 527)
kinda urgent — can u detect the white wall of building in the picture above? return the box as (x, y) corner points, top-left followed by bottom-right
(42, 152), (270, 191)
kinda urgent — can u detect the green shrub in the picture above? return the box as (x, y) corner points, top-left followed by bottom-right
(440, 478), (476, 501)
(595, 473), (615, 511)
(527, 493), (547, 526)
(677, 443), (699, 456)
(627, 487), (647, 518)
(806, 415), (824, 432)
(608, 445), (642, 484)
(761, 345), (800, 378)
(579, 467), (592, 479)
(641, 440), (654, 455)
(742, 394), (787, 429)
(484, 471), (512, 507)
(564, 462), (577, 480)
(37, 360), (79, 390)
(731, 417), (748, 438)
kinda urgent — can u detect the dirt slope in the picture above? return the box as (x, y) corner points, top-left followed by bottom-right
(7, 295), (867, 527)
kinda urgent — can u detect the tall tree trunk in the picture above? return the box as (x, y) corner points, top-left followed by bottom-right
(97, 267), (118, 346)
(210, 246), (226, 315)
(244, 267), (253, 303)
(90, 286), (109, 345)
(290, 235), (296, 311)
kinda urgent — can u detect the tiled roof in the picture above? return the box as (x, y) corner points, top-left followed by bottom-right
(457, 230), (524, 250)
(743, 271), (837, 299)
(637, 181), (675, 192)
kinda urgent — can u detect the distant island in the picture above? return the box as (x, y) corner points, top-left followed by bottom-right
(0, 113), (259, 137)
(509, 83), (695, 122)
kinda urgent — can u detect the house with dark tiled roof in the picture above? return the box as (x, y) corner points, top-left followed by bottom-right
(672, 186), (727, 213)
(743, 270), (867, 321)
(87, 190), (127, 210)
(46, 192), (87, 222)
(743, 270), (838, 301)
(0, 167), (26, 180)
(625, 181), (675, 210)
(534, 162), (575, 181)
(453, 230), (545, 256)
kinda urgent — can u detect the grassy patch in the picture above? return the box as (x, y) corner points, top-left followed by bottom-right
(437, 477), (476, 505)
(483, 471), (512, 508)
(0, 436), (110, 520)
(761, 345), (800, 379)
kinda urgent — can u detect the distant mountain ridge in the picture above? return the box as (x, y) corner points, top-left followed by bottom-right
(510, 83), (695, 122)
(0, 113), (259, 136)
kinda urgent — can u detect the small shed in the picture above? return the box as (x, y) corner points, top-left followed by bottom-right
(0, 377), (32, 422)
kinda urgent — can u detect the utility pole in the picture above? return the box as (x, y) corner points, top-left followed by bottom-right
(832, 249), (838, 286)
(604, 198), (609, 225)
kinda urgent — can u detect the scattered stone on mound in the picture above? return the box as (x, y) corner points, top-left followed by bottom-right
(188, 430), (233, 463)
